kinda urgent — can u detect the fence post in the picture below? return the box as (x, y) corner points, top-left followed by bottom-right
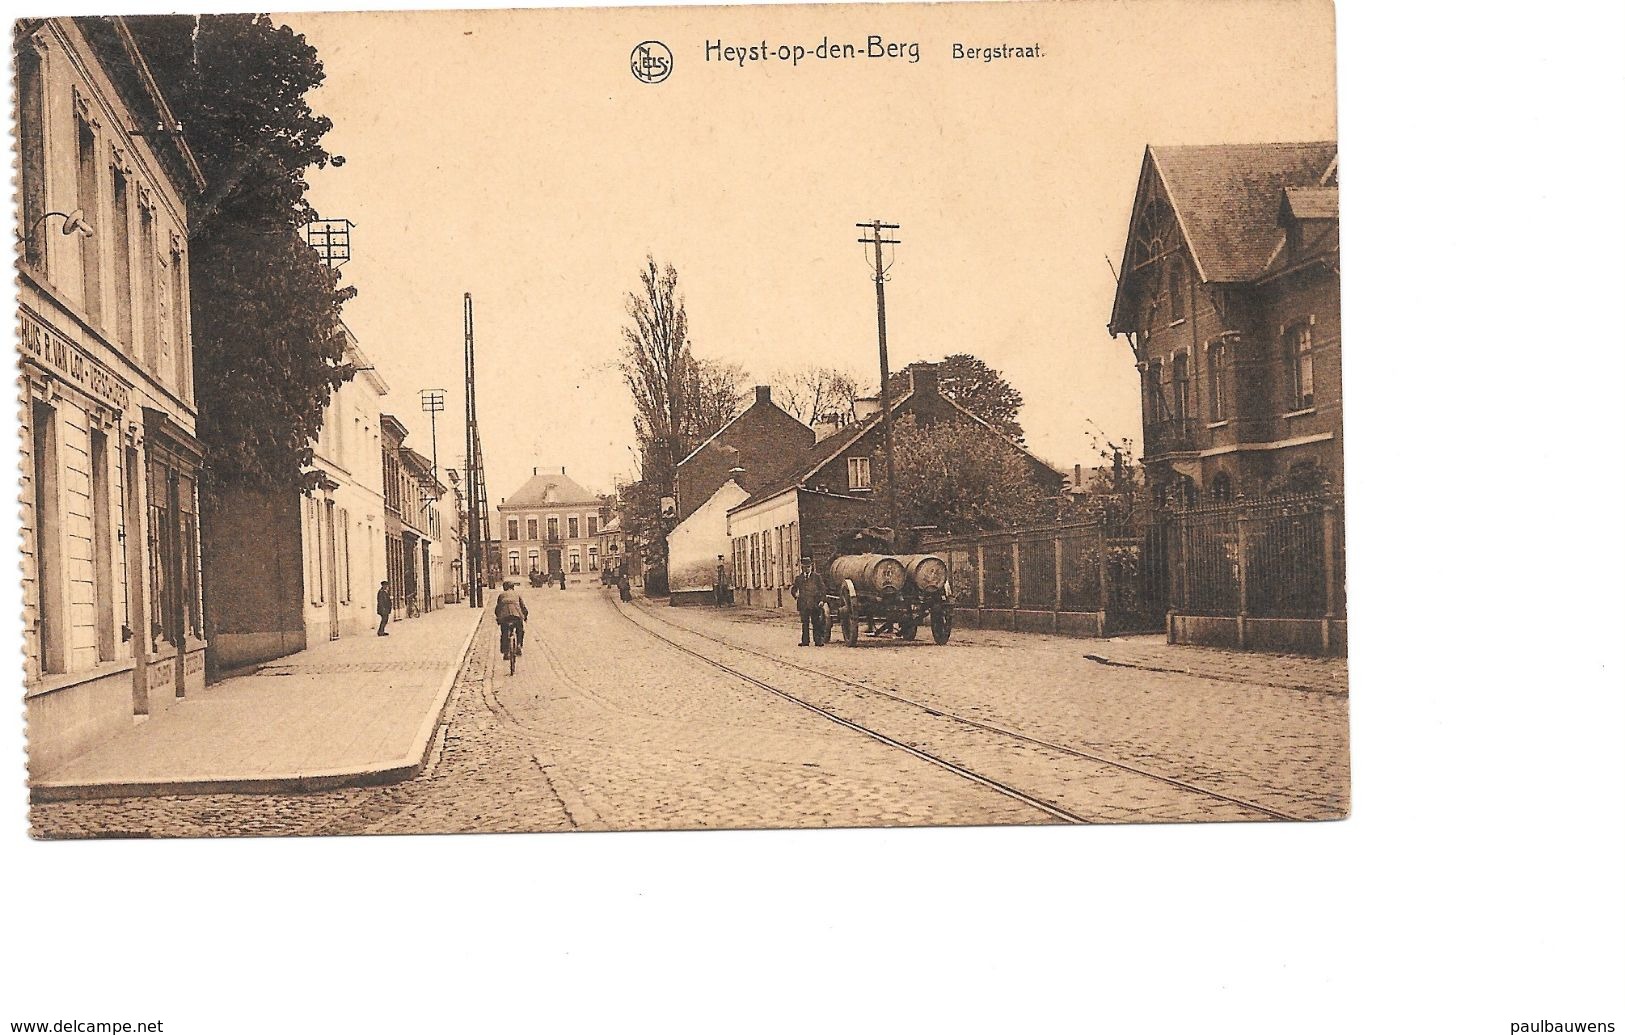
(975, 543), (986, 627)
(1052, 532), (1062, 633)
(1096, 523), (1110, 637)
(1175, 512), (1193, 645)
(1011, 539), (1022, 616)
(1234, 500), (1249, 650)
(1321, 497), (1338, 654)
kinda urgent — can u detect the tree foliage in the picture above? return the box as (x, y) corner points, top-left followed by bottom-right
(129, 14), (352, 491)
(877, 414), (1053, 536)
(769, 365), (862, 425)
(887, 354), (1026, 441)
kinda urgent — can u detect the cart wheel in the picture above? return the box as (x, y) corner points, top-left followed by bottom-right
(931, 606), (952, 645)
(841, 609), (859, 646)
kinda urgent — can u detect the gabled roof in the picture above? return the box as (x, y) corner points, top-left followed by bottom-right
(729, 392), (913, 513)
(1109, 141), (1337, 334)
(727, 385), (1060, 515)
(675, 391), (808, 470)
(501, 470), (598, 509)
(1151, 142), (1337, 283)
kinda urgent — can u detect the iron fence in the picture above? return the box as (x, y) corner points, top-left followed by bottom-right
(1168, 490), (1344, 619)
(924, 508), (1166, 632)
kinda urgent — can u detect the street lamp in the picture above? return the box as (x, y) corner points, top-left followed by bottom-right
(27, 208), (95, 243)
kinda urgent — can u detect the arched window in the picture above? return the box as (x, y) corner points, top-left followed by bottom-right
(1179, 475), (1198, 508)
(1167, 256), (1187, 324)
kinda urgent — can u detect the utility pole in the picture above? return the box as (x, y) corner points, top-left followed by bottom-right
(419, 387), (445, 509)
(463, 294), (482, 607)
(858, 219), (901, 537)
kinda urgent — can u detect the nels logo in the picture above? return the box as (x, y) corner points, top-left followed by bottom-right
(631, 41), (673, 84)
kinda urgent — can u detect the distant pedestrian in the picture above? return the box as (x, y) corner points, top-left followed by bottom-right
(714, 555), (729, 607)
(558, 568), (567, 590)
(790, 556), (827, 647)
(376, 580), (392, 636)
(618, 571), (632, 602)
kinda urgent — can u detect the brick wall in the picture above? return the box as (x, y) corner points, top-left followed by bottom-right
(676, 401), (812, 521)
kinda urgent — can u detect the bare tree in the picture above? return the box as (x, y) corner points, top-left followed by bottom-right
(621, 257), (692, 490)
(769, 365), (864, 425)
(683, 358), (749, 444)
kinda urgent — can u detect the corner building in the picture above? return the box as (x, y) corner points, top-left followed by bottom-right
(1107, 142), (1342, 504)
(17, 17), (209, 773)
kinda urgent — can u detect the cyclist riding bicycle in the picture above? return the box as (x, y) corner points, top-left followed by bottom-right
(495, 579), (529, 661)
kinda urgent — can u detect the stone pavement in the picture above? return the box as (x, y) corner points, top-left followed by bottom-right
(29, 605), (483, 802)
(631, 597), (1350, 819)
(702, 602), (1348, 694)
(28, 584), (1348, 837)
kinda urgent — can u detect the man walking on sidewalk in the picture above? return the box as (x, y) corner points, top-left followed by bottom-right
(376, 580), (393, 636)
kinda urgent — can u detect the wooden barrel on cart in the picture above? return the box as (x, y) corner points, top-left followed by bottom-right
(895, 554), (949, 595)
(828, 554), (907, 596)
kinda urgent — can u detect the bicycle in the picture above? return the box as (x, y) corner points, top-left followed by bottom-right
(500, 618), (524, 675)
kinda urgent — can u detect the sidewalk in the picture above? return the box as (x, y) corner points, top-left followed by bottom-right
(29, 605), (485, 802)
(640, 598), (1348, 695)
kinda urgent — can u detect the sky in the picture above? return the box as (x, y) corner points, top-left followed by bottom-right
(283, 0), (1337, 502)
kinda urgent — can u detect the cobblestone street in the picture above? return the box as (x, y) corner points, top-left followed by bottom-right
(31, 585), (1347, 838)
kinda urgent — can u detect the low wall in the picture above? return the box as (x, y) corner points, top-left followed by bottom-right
(1168, 613), (1348, 656)
(210, 628), (307, 672)
(955, 608), (1107, 638)
(669, 589), (716, 607)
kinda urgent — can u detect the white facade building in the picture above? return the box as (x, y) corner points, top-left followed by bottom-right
(17, 17), (209, 773)
(302, 324), (390, 642)
(497, 468), (603, 585)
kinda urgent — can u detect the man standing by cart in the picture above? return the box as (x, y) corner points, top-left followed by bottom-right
(790, 556), (828, 647)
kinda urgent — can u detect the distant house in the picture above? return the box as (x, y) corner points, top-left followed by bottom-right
(667, 385), (814, 604)
(497, 467), (603, 585)
(726, 363), (1062, 610)
(1107, 141), (1341, 505)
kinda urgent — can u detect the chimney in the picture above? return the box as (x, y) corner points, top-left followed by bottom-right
(813, 413), (844, 443)
(754, 385), (772, 406)
(853, 395), (881, 420)
(908, 362), (939, 396)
